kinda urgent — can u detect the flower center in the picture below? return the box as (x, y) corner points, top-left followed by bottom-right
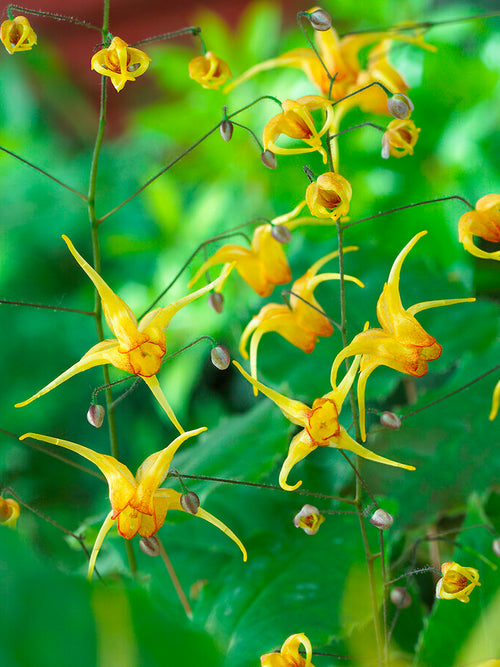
(306, 398), (340, 445)
(443, 570), (469, 593)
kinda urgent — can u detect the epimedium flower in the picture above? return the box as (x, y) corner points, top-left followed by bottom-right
(189, 51), (232, 89)
(262, 96), (334, 164)
(91, 36), (151, 92)
(435, 561), (481, 603)
(330, 231), (475, 441)
(234, 357), (414, 492)
(21, 429), (247, 579)
(458, 194), (500, 262)
(239, 247), (363, 389)
(1, 16), (37, 54)
(381, 118), (420, 159)
(15, 235), (231, 433)
(261, 633), (315, 667)
(293, 505), (325, 536)
(0, 497), (20, 528)
(306, 172), (352, 220)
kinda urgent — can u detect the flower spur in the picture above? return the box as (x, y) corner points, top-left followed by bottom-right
(15, 235), (231, 433)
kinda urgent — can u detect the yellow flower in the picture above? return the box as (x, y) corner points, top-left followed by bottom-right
(234, 356), (414, 492)
(381, 119), (420, 158)
(293, 504), (325, 535)
(261, 633), (315, 667)
(330, 231), (475, 441)
(263, 96), (334, 164)
(189, 51), (232, 89)
(0, 497), (20, 528)
(226, 16), (434, 114)
(306, 172), (352, 220)
(239, 247), (363, 388)
(459, 195), (500, 262)
(435, 561), (480, 603)
(490, 379), (500, 421)
(20, 430), (246, 579)
(15, 235), (230, 433)
(1, 16), (37, 54)
(91, 36), (151, 92)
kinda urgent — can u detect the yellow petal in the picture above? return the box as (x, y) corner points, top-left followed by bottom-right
(407, 297), (475, 317)
(88, 511), (115, 580)
(281, 633), (315, 667)
(490, 379), (500, 421)
(332, 427), (415, 470)
(279, 430), (316, 491)
(141, 375), (184, 434)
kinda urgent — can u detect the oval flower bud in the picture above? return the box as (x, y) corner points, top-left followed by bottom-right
(211, 345), (230, 370)
(220, 120), (233, 142)
(1, 16), (37, 54)
(387, 93), (414, 120)
(139, 535), (161, 557)
(208, 291), (224, 314)
(189, 51), (232, 90)
(390, 587), (412, 608)
(293, 504), (325, 535)
(381, 119), (420, 159)
(380, 411), (402, 430)
(87, 403), (105, 428)
(261, 149), (277, 169)
(308, 9), (332, 31)
(271, 224), (292, 244)
(0, 497), (20, 528)
(306, 172), (352, 220)
(180, 491), (200, 515)
(370, 508), (394, 530)
(492, 537), (500, 558)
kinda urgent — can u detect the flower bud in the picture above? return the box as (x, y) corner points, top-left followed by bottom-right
(0, 497), (20, 528)
(220, 120), (233, 142)
(208, 291), (224, 314)
(180, 491), (200, 515)
(308, 9), (332, 31)
(211, 344), (230, 370)
(370, 508), (394, 530)
(271, 224), (292, 244)
(139, 535), (161, 557)
(390, 587), (412, 608)
(261, 149), (277, 169)
(492, 537), (500, 558)
(380, 411), (401, 430)
(387, 93), (414, 120)
(87, 403), (105, 428)
(293, 504), (325, 535)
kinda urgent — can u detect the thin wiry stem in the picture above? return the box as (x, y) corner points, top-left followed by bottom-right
(7, 4), (100, 29)
(158, 539), (193, 618)
(0, 299), (93, 316)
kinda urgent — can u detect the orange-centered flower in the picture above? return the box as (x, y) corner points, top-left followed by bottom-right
(15, 235), (230, 433)
(1, 16), (37, 54)
(381, 119), (420, 159)
(435, 561), (481, 603)
(458, 195), (500, 262)
(261, 633), (315, 667)
(263, 96), (334, 163)
(234, 357), (414, 492)
(239, 247), (363, 388)
(306, 172), (352, 220)
(21, 429), (247, 579)
(189, 51), (232, 89)
(0, 497), (20, 528)
(330, 231), (475, 441)
(91, 36), (151, 92)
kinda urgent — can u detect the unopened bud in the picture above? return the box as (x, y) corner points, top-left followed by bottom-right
(211, 344), (230, 370)
(261, 149), (277, 169)
(370, 508), (394, 530)
(390, 587), (412, 608)
(208, 291), (224, 314)
(492, 537), (500, 558)
(87, 403), (105, 428)
(380, 411), (401, 430)
(387, 93), (414, 120)
(139, 535), (161, 557)
(381, 135), (390, 160)
(293, 504), (325, 535)
(180, 491), (200, 515)
(308, 9), (332, 31)
(271, 224), (292, 244)
(220, 120), (233, 142)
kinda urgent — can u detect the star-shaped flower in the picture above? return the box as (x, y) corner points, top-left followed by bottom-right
(21, 429), (247, 578)
(458, 194), (500, 262)
(189, 51), (232, 89)
(261, 633), (315, 667)
(435, 561), (481, 603)
(91, 36), (151, 92)
(1, 16), (37, 54)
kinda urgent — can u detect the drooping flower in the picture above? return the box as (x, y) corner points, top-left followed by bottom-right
(381, 118), (420, 159)
(306, 172), (352, 220)
(490, 378), (500, 421)
(458, 195), (500, 262)
(293, 505), (324, 535)
(91, 36), (151, 92)
(0, 497), (20, 528)
(21, 430), (247, 578)
(1, 16), (37, 54)
(239, 247), (363, 388)
(330, 231), (476, 441)
(435, 561), (481, 603)
(262, 96), (334, 164)
(15, 235), (230, 433)
(234, 357), (414, 492)
(261, 633), (315, 667)
(189, 51), (232, 89)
